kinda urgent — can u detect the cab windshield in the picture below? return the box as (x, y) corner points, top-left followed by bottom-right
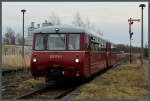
(68, 34), (80, 50)
(34, 33), (80, 51)
(35, 34), (45, 50)
(47, 34), (65, 50)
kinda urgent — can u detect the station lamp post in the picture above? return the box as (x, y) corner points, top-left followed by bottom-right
(139, 4), (146, 65)
(21, 9), (26, 58)
(128, 18), (140, 63)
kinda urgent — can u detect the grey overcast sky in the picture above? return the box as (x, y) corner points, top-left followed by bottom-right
(2, 2), (148, 46)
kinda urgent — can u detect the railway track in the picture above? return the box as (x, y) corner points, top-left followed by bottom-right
(2, 68), (29, 76)
(15, 62), (123, 99)
(16, 83), (80, 99)
(2, 70), (31, 87)
(2, 69), (32, 98)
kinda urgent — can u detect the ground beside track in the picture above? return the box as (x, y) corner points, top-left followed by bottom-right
(2, 71), (33, 99)
(14, 78), (46, 97)
(2, 56), (148, 99)
(73, 59), (148, 99)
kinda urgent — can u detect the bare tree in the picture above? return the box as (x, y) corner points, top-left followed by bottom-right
(49, 12), (61, 25)
(96, 29), (103, 35)
(3, 27), (16, 45)
(84, 18), (103, 35)
(72, 14), (102, 35)
(81, 17), (91, 28)
(72, 12), (84, 27)
(16, 33), (23, 45)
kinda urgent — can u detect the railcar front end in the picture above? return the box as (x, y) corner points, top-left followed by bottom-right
(30, 32), (89, 81)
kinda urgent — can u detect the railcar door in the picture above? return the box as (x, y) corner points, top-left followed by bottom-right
(83, 33), (91, 77)
(106, 42), (111, 67)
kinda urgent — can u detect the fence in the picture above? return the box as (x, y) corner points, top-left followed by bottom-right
(2, 45), (32, 56)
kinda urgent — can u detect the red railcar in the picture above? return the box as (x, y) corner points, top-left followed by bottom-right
(30, 25), (116, 82)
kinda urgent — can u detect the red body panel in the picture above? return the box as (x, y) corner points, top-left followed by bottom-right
(31, 51), (92, 78)
(31, 51), (116, 79)
(111, 53), (117, 65)
(89, 52), (107, 74)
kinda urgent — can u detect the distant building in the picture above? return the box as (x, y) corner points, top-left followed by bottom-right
(42, 20), (52, 27)
(26, 22), (36, 45)
(27, 20), (53, 45)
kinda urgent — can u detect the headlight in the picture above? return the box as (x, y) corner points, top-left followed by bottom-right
(33, 58), (37, 62)
(75, 59), (80, 63)
(62, 71), (64, 75)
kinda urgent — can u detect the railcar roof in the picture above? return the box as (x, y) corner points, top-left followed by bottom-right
(34, 25), (85, 33)
(34, 24), (109, 42)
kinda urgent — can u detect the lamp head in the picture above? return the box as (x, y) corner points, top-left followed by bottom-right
(21, 9), (26, 12)
(139, 4), (146, 8)
(130, 22), (134, 24)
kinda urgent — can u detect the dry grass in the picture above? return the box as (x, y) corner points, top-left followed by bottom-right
(76, 59), (148, 99)
(2, 55), (31, 71)
(16, 78), (46, 96)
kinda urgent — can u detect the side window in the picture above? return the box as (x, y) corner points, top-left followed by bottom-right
(103, 40), (105, 51)
(88, 36), (92, 51)
(96, 44), (98, 51)
(101, 40), (103, 51)
(85, 34), (89, 49)
(90, 36), (95, 51)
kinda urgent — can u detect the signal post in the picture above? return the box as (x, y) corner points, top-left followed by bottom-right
(128, 18), (140, 63)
